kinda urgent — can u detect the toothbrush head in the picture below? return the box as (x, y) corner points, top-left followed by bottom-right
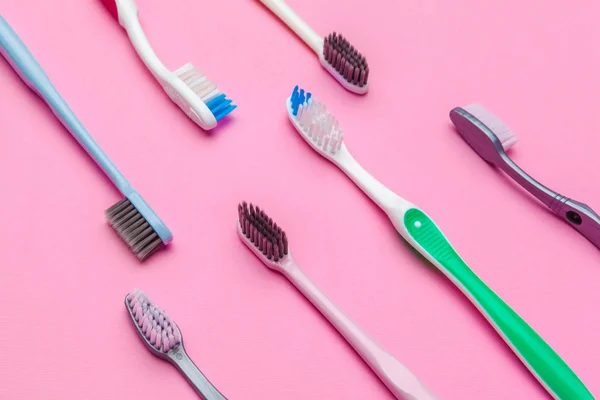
(99, 0), (236, 131)
(237, 201), (290, 271)
(449, 104), (518, 165)
(287, 85), (345, 163)
(105, 197), (172, 261)
(166, 63), (237, 131)
(320, 32), (369, 95)
(125, 289), (182, 359)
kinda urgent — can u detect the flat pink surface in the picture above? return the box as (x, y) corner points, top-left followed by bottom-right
(0, 0), (599, 399)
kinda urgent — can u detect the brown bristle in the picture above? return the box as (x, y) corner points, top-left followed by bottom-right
(322, 32), (369, 87)
(238, 202), (288, 261)
(105, 198), (163, 261)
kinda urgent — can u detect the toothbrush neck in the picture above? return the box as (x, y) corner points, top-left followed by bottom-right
(335, 147), (410, 213)
(169, 347), (226, 400)
(281, 259), (373, 347)
(118, 3), (171, 81)
(498, 153), (562, 211)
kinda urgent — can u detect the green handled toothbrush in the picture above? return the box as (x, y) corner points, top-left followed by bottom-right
(286, 86), (594, 400)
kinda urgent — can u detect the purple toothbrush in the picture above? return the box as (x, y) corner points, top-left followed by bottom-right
(125, 289), (227, 400)
(450, 104), (600, 250)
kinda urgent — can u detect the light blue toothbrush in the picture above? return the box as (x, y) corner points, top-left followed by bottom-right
(0, 15), (172, 260)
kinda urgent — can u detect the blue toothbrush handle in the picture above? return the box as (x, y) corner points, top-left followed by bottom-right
(0, 15), (133, 195)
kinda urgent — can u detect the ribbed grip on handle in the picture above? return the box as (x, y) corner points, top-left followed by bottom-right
(403, 208), (594, 400)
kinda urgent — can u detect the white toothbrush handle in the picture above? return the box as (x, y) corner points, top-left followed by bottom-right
(335, 145), (415, 215)
(283, 260), (439, 400)
(259, 0), (323, 54)
(114, 0), (170, 80)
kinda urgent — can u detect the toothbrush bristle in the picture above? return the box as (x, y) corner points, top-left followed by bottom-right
(238, 202), (288, 262)
(289, 85), (344, 155)
(174, 63), (237, 121)
(105, 198), (164, 261)
(463, 104), (518, 150)
(322, 32), (369, 88)
(126, 289), (182, 353)
(99, 0), (119, 20)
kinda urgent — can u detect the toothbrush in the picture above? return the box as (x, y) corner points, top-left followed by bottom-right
(125, 289), (227, 400)
(237, 202), (439, 400)
(100, 0), (236, 131)
(0, 15), (172, 260)
(286, 86), (594, 399)
(450, 104), (600, 251)
(257, 0), (369, 95)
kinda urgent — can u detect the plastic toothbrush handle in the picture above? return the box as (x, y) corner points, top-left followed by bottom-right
(258, 0), (323, 54)
(285, 262), (439, 400)
(170, 348), (228, 400)
(112, 0), (171, 79)
(499, 155), (600, 250)
(0, 15), (132, 194)
(401, 207), (594, 400)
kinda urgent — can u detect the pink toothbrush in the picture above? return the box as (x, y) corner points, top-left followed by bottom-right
(237, 202), (439, 400)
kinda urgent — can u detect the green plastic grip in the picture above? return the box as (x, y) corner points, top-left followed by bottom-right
(404, 208), (594, 400)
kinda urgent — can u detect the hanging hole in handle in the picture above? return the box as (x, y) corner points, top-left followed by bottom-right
(566, 211), (582, 225)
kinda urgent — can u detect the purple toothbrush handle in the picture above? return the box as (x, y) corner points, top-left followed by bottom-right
(499, 154), (600, 249)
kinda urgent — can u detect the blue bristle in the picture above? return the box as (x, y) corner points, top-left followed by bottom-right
(211, 99), (233, 115)
(205, 93), (236, 121)
(214, 105), (237, 121)
(206, 94), (226, 109)
(291, 85), (311, 117)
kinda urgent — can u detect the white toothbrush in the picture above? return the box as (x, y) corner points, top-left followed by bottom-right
(100, 0), (236, 131)
(258, 0), (369, 94)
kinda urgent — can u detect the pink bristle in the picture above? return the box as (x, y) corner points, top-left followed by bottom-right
(155, 331), (162, 348)
(126, 290), (182, 353)
(464, 104), (519, 151)
(150, 328), (157, 345)
(163, 330), (169, 345)
(163, 331), (171, 352)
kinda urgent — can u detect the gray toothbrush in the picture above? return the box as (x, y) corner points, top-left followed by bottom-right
(125, 289), (227, 400)
(450, 104), (600, 250)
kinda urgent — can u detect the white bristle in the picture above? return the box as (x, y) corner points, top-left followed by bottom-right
(174, 63), (220, 102)
(294, 98), (344, 156)
(464, 104), (518, 150)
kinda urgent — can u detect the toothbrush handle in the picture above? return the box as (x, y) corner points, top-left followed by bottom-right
(112, 0), (171, 79)
(258, 0), (323, 54)
(171, 348), (228, 400)
(500, 156), (600, 249)
(284, 262), (439, 400)
(0, 15), (131, 194)
(400, 207), (594, 400)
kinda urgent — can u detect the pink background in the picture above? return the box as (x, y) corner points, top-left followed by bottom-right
(0, 0), (599, 398)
